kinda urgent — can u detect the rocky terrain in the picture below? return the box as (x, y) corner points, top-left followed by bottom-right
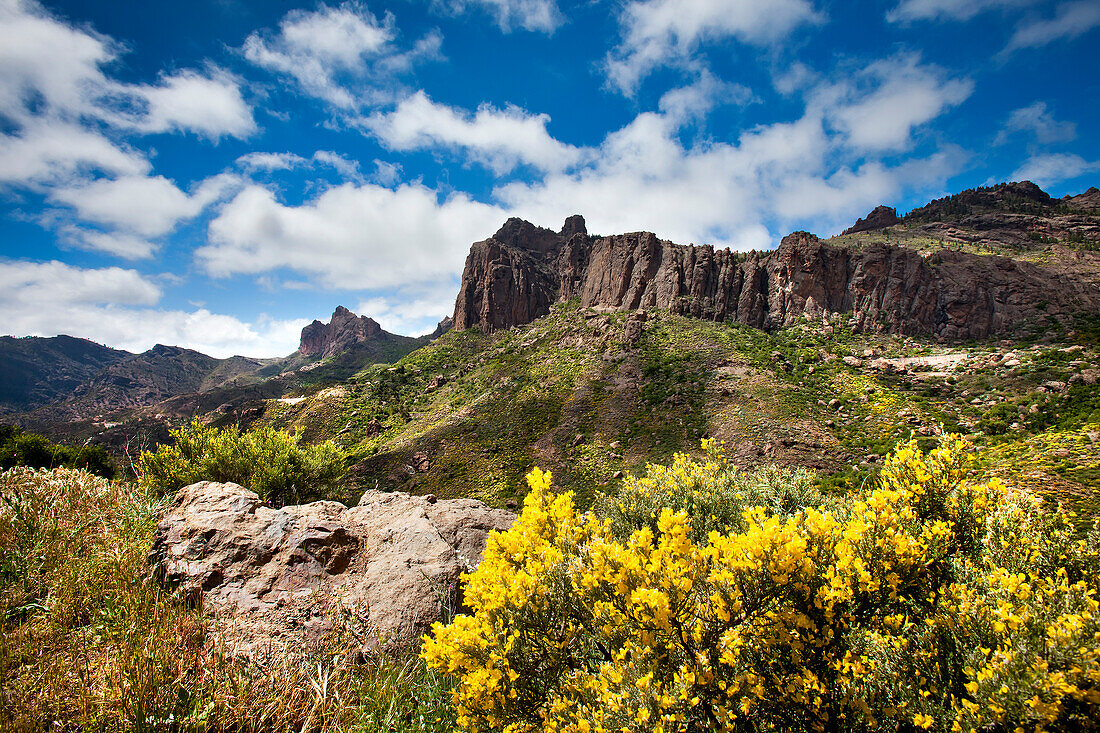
(454, 185), (1099, 340)
(151, 479), (514, 653)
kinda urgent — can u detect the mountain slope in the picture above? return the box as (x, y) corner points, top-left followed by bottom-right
(254, 301), (1099, 521)
(0, 335), (130, 414)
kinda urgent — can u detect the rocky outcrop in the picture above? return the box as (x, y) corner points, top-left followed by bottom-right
(452, 215), (1100, 340)
(842, 205), (900, 235)
(1065, 187), (1100, 211)
(150, 481), (515, 651)
(299, 306), (384, 358)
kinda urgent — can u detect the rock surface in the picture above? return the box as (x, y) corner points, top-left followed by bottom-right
(299, 306), (384, 358)
(841, 205), (900, 235)
(150, 481), (515, 651)
(452, 216), (1100, 339)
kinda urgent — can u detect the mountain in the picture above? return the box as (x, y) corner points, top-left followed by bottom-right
(4, 180), (1097, 520)
(0, 335), (130, 414)
(453, 195), (1100, 341)
(2, 306), (431, 451)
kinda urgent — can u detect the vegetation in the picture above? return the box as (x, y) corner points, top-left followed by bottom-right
(0, 424), (115, 478)
(138, 420), (346, 506)
(0, 466), (456, 732)
(425, 438), (1100, 732)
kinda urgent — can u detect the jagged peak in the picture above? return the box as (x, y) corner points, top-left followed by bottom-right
(299, 306), (383, 358)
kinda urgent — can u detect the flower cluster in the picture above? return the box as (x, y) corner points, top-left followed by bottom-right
(422, 438), (1100, 732)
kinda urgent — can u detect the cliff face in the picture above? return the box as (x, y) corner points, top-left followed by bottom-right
(299, 306), (384, 358)
(452, 216), (1100, 339)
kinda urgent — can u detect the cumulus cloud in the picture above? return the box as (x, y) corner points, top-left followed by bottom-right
(495, 56), (966, 245)
(886, 0), (1036, 23)
(0, 260), (307, 357)
(50, 173), (241, 238)
(0, 120), (149, 186)
(1011, 152), (1099, 187)
(0, 260), (162, 307)
(813, 53), (972, 152)
(657, 71), (756, 124)
(995, 101), (1077, 145)
(606, 0), (823, 94)
(67, 230), (160, 260)
(362, 91), (585, 173)
(357, 290), (459, 336)
(201, 181), (506, 291)
(113, 69), (256, 140)
(440, 0), (563, 33)
(243, 2), (441, 110)
(1002, 0), (1100, 54)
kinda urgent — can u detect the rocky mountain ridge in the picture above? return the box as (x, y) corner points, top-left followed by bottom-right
(453, 185), (1100, 340)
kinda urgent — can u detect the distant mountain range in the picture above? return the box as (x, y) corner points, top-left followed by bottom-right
(0, 307), (442, 434)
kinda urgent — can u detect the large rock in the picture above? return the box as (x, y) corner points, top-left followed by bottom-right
(299, 306), (384, 358)
(150, 481), (515, 652)
(452, 215), (1100, 340)
(841, 205), (900, 235)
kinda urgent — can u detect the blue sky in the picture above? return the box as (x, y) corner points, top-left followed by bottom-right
(1, 0), (1097, 357)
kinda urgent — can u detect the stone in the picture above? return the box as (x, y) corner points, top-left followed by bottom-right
(623, 310), (647, 346)
(843, 356), (863, 368)
(149, 481), (515, 652)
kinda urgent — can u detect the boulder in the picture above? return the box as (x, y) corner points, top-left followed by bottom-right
(150, 481), (515, 652)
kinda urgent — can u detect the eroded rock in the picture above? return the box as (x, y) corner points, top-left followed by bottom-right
(150, 481), (515, 652)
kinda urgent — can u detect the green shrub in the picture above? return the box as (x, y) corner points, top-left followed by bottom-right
(138, 420), (346, 505)
(0, 425), (115, 478)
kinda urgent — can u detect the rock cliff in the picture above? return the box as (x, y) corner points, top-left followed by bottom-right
(452, 213), (1100, 339)
(299, 306), (384, 358)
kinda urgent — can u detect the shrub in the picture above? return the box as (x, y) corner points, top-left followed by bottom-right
(423, 438), (1100, 732)
(0, 425), (115, 478)
(138, 420), (346, 505)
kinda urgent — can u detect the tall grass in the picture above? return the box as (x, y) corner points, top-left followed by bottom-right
(0, 467), (455, 732)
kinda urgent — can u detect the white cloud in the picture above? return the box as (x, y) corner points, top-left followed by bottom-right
(243, 2), (439, 110)
(1002, 0), (1100, 54)
(362, 91), (585, 173)
(0, 120), (149, 186)
(495, 60), (965, 246)
(0, 260), (162, 306)
(237, 151), (309, 172)
(119, 69), (256, 140)
(996, 101), (1076, 144)
(815, 54), (972, 152)
(357, 291), (458, 336)
(0, 0), (115, 122)
(50, 173), (241, 238)
(606, 0), (823, 94)
(887, 0), (1036, 23)
(1011, 152), (1099, 187)
(657, 71), (755, 124)
(236, 150), (364, 182)
(0, 260), (307, 357)
(442, 0), (563, 33)
(201, 182), (506, 291)
(69, 229), (159, 260)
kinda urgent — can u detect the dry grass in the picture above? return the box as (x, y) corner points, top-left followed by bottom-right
(0, 467), (455, 732)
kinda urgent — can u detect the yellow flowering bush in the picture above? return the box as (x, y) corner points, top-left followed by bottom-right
(423, 438), (1100, 732)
